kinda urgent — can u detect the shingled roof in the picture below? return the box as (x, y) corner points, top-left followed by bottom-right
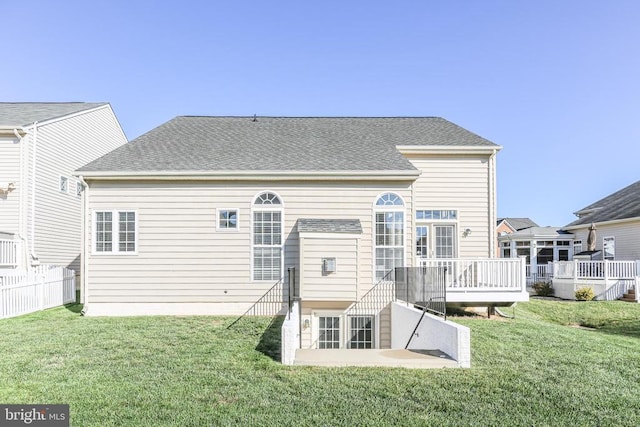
(565, 180), (640, 227)
(0, 102), (107, 127)
(497, 217), (538, 231)
(297, 219), (363, 234)
(77, 116), (499, 175)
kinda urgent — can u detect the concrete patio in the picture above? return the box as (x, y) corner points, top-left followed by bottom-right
(293, 349), (459, 369)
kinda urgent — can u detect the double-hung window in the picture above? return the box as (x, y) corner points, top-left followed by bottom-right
(252, 192), (283, 281)
(94, 210), (137, 254)
(374, 193), (405, 281)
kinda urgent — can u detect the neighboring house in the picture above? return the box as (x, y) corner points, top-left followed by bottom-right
(0, 103), (128, 273)
(495, 217), (538, 256)
(498, 226), (573, 283)
(563, 179), (640, 260)
(76, 116), (528, 350)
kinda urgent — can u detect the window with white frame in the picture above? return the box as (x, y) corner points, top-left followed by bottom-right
(374, 193), (404, 281)
(217, 209), (238, 230)
(94, 210), (137, 254)
(348, 316), (374, 349)
(252, 192), (282, 281)
(434, 225), (455, 258)
(415, 209), (458, 259)
(573, 240), (583, 254)
(59, 176), (69, 193)
(318, 316), (341, 349)
(76, 181), (84, 197)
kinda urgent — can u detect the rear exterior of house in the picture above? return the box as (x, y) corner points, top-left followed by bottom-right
(77, 116), (515, 349)
(0, 103), (127, 273)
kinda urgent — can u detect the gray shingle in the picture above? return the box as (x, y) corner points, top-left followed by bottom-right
(497, 217), (538, 230)
(566, 180), (640, 227)
(0, 103), (107, 127)
(297, 219), (363, 234)
(78, 116), (499, 173)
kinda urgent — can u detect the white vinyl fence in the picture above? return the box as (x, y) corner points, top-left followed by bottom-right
(0, 265), (76, 319)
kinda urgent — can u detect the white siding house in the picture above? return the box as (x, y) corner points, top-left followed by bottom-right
(563, 179), (640, 260)
(77, 116), (528, 350)
(0, 103), (127, 273)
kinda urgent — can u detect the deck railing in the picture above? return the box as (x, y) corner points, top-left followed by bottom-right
(418, 258), (525, 290)
(552, 260), (638, 280)
(526, 264), (551, 284)
(0, 239), (21, 268)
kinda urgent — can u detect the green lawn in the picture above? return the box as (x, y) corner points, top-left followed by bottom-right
(1, 299), (639, 426)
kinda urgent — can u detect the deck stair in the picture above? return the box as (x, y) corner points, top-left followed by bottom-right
(619, 288), (637, 303)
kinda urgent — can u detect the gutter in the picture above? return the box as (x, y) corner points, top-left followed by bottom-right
(396, 145), (503, 155)
(29, 122), (39, 265)
(75, 169), (422, 181)
(563, 216), (640, 230)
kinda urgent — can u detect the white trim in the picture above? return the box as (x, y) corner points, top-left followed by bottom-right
(563, 216), (640, 230)
(59, 175), (69, 194)
(91, 209), (138, 256)
(311, 310), (344, 349)
(372, 192), (407, 281)
(373, 191), (406, 208)
(396, 145), (502, 154)
(216, 207), (240, 232)
(415, 208), (460, 259)
(251, 191), (284, 282)
(20, 103), (112, 129)
(78, 170), (421, 180)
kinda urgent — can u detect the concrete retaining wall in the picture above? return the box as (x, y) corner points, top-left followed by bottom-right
(390, 302), (470, 368)
(281, 300), (300, 365)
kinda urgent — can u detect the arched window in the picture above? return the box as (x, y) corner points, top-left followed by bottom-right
(252, 192), (283, 281)
(374, 193), (405, 280)
(375, 192), (403, 206)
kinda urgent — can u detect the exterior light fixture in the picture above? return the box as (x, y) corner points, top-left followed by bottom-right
(463, 228), (472, 237)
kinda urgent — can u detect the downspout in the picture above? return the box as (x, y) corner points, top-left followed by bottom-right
(30, 122), (39, 265)
(78, 176), (90, 312)
(14, 127), (29, 268)
(488, 149), (498, 258)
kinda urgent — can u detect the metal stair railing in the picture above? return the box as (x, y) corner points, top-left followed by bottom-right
(227, 278), (285, 328)
(343, 270), (396, 318)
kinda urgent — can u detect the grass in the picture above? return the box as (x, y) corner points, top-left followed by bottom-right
(0, 300), (639, 426)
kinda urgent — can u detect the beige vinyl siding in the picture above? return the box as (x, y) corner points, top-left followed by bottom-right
(408, 154), (493, 258)
(31, 106), (127, 271)
(85, 181), (412, 304)
(300, 235), (359, 301)
(571, 220), (640, 260)
(0, 138), (21, 235)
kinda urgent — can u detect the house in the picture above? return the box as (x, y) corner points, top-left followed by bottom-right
(76, 116), (528, 351)
(0, 103), (127, 273)
(495, 217), (538, 256)
(498, 226), (573, 283)
(548, 180), (640, 302)
(563, 179), (640, 260)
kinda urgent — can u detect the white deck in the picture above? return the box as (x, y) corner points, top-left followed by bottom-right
(418, 258), (529, 305)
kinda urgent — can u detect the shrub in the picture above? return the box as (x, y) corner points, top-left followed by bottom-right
(575, 287), (595, 301)
(533, 281), (554, 296)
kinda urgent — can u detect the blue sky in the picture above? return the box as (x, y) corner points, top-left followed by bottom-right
(4, 1), (640, 227)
